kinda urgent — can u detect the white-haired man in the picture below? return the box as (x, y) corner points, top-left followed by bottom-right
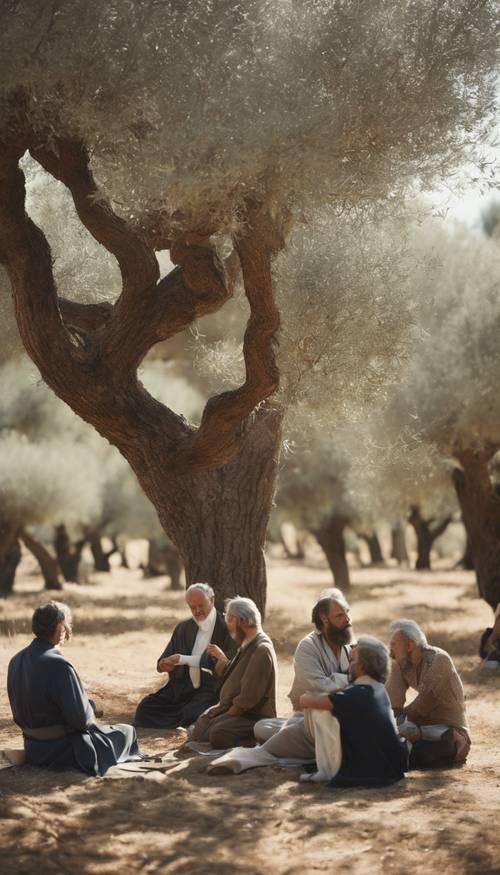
(386, 619), (470, 767)
(191, 597), (277, 749)
(298, 636), (408, 785)
(209, 636), (407, 784)
(134, 583), (236, 729)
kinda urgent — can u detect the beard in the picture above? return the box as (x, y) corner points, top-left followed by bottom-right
(325, 621), (353, 647)
(230, 623), (246, 646)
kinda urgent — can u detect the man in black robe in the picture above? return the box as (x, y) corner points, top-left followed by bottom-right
(299, 636), (408, 786)
(134, 583), (236, 729)
(7, 601), (142, 776)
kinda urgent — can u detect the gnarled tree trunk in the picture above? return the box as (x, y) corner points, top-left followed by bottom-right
(149, 407), (283, 614)
(20, 529), (63, 590)
(86, 529), (116, 572)
(54, 524), (86, 583)
(0, 521), (22, 597)
(408, 506), (452, 571)
(452, 450), (500, 609)
(358, 531), (384, 565)
(313, 515), (350, 591)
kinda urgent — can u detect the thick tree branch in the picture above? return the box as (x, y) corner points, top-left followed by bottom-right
(58, 298), (113, 332)
(163, 206), (281, 471)
(0, 140), (84, 391)
(31, 138), (159, 295)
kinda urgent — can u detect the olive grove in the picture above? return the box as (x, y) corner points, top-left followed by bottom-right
(367, 219), (500, 607)
(0, 0), (497, 612)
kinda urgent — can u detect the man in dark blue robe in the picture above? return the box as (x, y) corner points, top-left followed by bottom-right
(7, 601), (142, 776)
(134, 583), (236, 729)
(299, 635), (408, 786)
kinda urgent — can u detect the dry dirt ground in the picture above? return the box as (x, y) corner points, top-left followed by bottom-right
(0, 554), (499, 875)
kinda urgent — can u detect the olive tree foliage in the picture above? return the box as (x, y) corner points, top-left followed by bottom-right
(0, 354), (201, 580)
(0, 1), (497, 610)
(367, 220), (500, 604)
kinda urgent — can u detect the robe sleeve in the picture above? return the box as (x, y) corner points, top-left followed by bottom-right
(385, 660), (409, 711)
(48, 661), (94, 731)
(156, 625), (180, 671)
(230, 646), (275, 715)
(294, 637), (348, 695)
(405, 652), (453, 723)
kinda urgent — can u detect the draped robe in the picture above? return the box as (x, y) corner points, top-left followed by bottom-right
(134, 611), (236, 729)
(7, 638), (142, 775)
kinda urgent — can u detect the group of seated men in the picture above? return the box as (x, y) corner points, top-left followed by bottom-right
(5, 583), (473, 785)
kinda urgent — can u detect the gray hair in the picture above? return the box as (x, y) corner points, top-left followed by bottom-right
(389, 619), (427, 647)
(186, 582), (215, 601)
(32, 601), (72, 640)
(312, 588), (350, 631)
(356, 635), (390, 683)
(224, 596), (261, 628)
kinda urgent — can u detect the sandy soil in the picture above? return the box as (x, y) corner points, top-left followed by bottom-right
(1, 554), (499, 875)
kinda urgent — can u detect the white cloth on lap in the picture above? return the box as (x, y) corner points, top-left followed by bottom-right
(177, 608), (217, 689)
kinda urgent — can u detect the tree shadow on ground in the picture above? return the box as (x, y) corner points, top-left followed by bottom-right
(0, 755), (296, 875)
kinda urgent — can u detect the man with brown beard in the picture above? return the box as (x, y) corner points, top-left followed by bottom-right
(253, 589), (353, 746)
(206, 590), (354, 771)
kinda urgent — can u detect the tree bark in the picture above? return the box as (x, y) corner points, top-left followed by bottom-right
(391, 520), (409, 564)
(54, 524), (86, 583)
(452, 450), (500, 609)
(20, 529), (63, 590)
(0, 136), (284, 615)
(0, 522), (22, 598)
(313, 516), (351, 591)
(144, 407), (283, 615)
(408, 506), (452, 571)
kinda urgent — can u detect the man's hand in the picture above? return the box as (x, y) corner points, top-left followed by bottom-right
(158, 654), (181, 673)
(398, 724), (421, 743)
(206, 644), (228, 663)
(299, 692), (333, 711)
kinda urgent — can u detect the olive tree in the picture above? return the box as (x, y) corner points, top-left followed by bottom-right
(376, 220), (500, 606)
(0, 0), (496, 612)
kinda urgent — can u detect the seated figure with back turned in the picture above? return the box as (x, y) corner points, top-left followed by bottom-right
(7, 601), (142, 775)
(135, 582), (236, 729)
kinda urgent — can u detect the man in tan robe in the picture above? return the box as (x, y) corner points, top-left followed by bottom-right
(386, 619), (470, 767)
(191, 597), (277, 749)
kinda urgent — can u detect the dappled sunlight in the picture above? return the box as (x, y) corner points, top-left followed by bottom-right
(1, 558), (498, 874)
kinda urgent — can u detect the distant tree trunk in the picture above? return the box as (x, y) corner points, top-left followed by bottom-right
(280, 523), (306, 560)
(408, 506), (452, 571)
(0, 522), (22, 597)
(54, 524), (86, 583)
(20, 530), (63, 590)
(142, 539), (164, 577)
(391, 520), (409, 564)
(461, 533), (475, 571)
(452, 450), (500, 609)
(150, 407), (283, 615)
(165, 545), (183, 591)
(312, 515), (350, 591)
(86, 529), (116, 572)
(359, 532), (384, 565)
